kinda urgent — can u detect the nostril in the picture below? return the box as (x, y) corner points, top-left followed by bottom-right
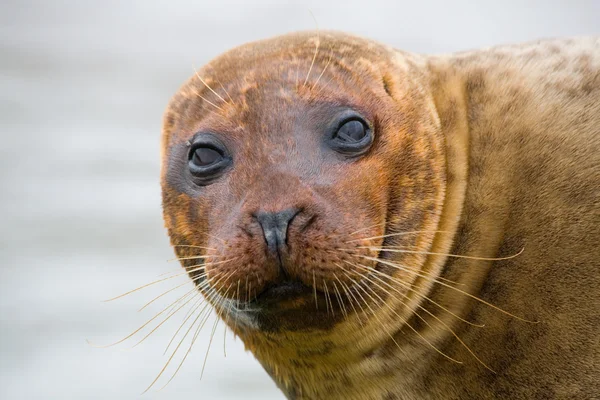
(300, 214), (317, 233)
(255, 208), (301, 255)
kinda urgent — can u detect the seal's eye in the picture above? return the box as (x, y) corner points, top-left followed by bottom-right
(336, 120), (367, 142)
(187, 136), (231, 184)
(192, 147), (222, 167)
(328, 115), (373, 156)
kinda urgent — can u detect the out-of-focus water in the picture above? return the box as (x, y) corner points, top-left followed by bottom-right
(0, 1), (597, 398)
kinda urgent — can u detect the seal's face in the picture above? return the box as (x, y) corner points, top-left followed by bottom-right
(161, 32), (445, 333)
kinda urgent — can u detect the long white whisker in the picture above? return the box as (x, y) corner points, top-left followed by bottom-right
(346, 230), (449, 243)
(193, 66), (229, 105)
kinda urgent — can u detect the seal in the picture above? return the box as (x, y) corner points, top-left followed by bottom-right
(160, 31), (600, 399)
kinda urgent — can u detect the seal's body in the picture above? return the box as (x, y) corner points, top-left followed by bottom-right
(160, 33), (599, 399)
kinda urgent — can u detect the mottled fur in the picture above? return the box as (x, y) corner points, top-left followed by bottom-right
(161, 32), (599, 399)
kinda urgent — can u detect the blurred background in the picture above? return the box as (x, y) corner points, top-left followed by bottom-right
(0, 0), (598, 398)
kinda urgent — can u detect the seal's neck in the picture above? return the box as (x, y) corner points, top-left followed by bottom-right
(231, 316), (393, 398)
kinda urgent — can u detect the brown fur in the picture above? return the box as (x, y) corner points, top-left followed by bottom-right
(160, 32), (600, 399)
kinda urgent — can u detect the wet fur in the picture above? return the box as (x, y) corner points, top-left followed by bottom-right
(161, 32), (599, 399)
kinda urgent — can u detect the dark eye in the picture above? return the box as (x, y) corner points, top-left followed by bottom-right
(192, 147), (222, 167)
(328, 115), (373, 156)
(187, 136), (231, 184)
(336, 120), (367, 142)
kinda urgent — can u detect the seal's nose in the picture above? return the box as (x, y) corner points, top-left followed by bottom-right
(255, 208), (300, 257)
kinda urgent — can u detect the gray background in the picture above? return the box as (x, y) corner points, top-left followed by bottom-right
(1, 0), (598, 399)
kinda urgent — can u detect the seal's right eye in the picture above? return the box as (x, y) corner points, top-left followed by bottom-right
(187, 136), (231, 184)
(327, 112), (374, 157)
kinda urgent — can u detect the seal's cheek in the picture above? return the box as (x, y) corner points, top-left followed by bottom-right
(282, 205), (383, 291)
(201, 219), (282, 303)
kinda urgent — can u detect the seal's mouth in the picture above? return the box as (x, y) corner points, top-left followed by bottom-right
(236, 279), (343, 331)
(250, 280), (315, 311)
(259, 280), (308, 300)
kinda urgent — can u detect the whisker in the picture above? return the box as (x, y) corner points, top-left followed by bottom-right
(358, 246), (525, 262)
(341, 271), (406, 355)
(90, 286), (199, 349)
(156, 257), (226, 279)
(138, 272), (207, 312)
(303, 11), (320, 87)
(217, 79), (235, 105)
(190, 289), (222, 346)
(244, 275), (249, 308)
(336, 277), (366, 327)
(365, 268), (494, 372)
(180, 269), (232, 321)
(103, 264), (205, 302)
(359, 255), (537, 323)
(295, 58), (300, 89)
(341, 271), (378, 323)
(331, 249), (462, 286)
(205, 269), (236, 295)
(172, 245), (217, 251)
(309, 75), (336, 98)
(134, 286), (207, 349)
(345, 270), (462, 364)
(343, 260), (483, 327)
(223, 312), (229, 358)
(200, 310), (221, 380)
(157, 306), (214, 392)
(163, 296), (210, 356)
(190, 88), (225, 112)
(168, 255), (217, 262)
(161, 269), (233, 354)
(311, 45), (333, 89)
(193, 66), (229, 105)
(361, 276), (463, 364)
(312, 271), (318, 310)
(233, 280), (241, 333)
(346, 230), (450, 243)
(156, 293), (210, 356)
(142, 292), (215, 394)
(323, 279), (333, 316)
(156, 279), (233, 392)
(156, 268), (184, 278)
(332, 280), (348, 318)
(235, 279), (241, 312)
(175, 290), (222, 355)
(349, 222), (387, 236)
(214, 284), (234, 359)
(121, 257), (235, 309)
(201, 258), (239, 269)
(159, 283), (233, 391)
(246, 282), (252, 306)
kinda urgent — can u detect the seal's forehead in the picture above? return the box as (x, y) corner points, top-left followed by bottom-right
(193, 31), (395, 92)
(211, 30), (391, 70)
(162, 31), (403, 145)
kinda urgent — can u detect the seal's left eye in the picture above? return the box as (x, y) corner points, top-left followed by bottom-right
(192, 147), (222, 167)
(187, 138), (231, 184)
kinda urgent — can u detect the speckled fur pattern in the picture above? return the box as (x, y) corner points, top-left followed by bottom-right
(160, 32), (599, 399)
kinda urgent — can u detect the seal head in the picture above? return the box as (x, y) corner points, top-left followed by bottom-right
(161, 31), (446, 334)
